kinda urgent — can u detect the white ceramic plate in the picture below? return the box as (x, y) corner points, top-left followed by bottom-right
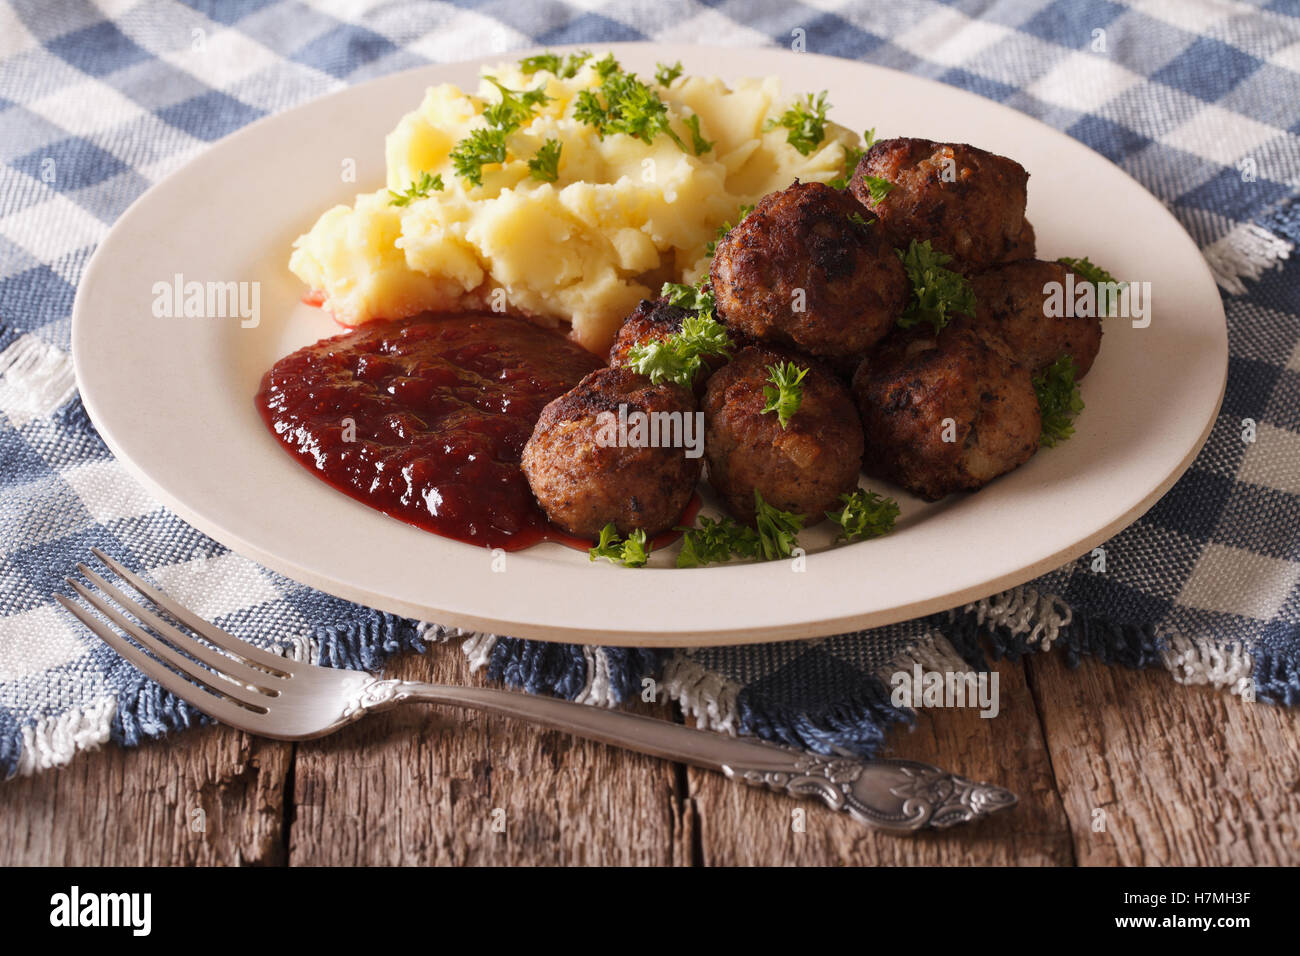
(72, 44), (1227, 647)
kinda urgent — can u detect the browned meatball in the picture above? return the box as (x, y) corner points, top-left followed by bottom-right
(607, 297), (739, 392)
(1006, 219), (1036, 261)
(703, 346), (863, 526)
(710, 181), (908, 363)
(968, 259), (1102, 378)
(607, 298), (690, 366)
(852, 322), (1040, 501)
(852, 138), (1033, 273)
(521, 366), (701, 538)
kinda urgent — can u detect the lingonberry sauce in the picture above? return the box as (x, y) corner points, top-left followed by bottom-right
(257, 313), (605, 550)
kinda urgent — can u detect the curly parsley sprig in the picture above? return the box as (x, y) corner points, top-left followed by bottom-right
(1057, 256), (1116, 287)
(896, 239), (976, 332)
(482, 76), (551, 132)
(573, 59), (709, 155)
(760, 361), (808, 429)
(1058, 256), (1124, 318)
(1034, 355), (1085, 447)
(765, 91), (830, 156)
(388, 171), (444, 207)
(519, 50), (591, 79)
(829, 127), (876, 191)
(589, 523), (650, 568)
(826, 490), (899, 542)
(675, 491), (805, 567)
(624, 288), (734, 388)
(706, 203), (753, 255)
(676, 516), (759, 568)
(683, 114), (713, 156)
(450, 127), (508, 187)
(857, 175), (894, 204)
(592, 53), (621, 79)
(677, 312), (734, 357)
(655, 60), (684, 86)
(753, 490), (805, 561)
(448, 76), (551, 186)
(527, 138), (562, 182)
(659, 279), (716, 316)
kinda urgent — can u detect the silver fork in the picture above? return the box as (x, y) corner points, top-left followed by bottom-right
(56, 548), (1017, 832)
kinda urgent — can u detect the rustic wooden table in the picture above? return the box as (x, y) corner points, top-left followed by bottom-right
(4, 643), (1298, 865)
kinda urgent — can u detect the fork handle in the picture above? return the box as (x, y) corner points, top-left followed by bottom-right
(360, 679), (1016, 832)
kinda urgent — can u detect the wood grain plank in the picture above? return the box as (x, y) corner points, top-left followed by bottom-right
(287, 644), (693, 866)
(0, 726), (290, 866)
(8, 642), (1297, 866)
(1026, 651), (1300, 865)
(684, 657), (1074, 865)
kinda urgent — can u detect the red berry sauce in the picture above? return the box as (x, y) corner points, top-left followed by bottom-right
(256, 313), (604, 550)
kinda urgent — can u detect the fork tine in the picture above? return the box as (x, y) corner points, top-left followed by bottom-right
(90, 548), (293, 673)
(67, 578), (272, 711)
(56, 594), (266, 730)
(76, 564), (283, 690)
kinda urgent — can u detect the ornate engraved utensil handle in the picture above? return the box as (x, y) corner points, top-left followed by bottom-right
(725, 752), (1018, 832)
(359, 679), (1017, 833)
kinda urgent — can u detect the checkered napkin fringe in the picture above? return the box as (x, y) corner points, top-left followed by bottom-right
(1, 0), (1298, 777)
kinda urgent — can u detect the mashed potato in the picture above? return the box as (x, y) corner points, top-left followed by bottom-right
(289, 55), (859, 354)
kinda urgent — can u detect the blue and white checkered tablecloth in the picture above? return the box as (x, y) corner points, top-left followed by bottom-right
(1, 0), (1297, 776)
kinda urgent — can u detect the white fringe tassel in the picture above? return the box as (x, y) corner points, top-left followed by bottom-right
(416, 622), (468, 644)
(462, 632), (499, 672)
(662, 652), (741, 735)
(1159, 628), (1255, 697)
(1204, 222), (1292, 294)
(15, 695), (116, 776)
(574, 647), (618, 708)
(457, 633), (619, 707)
(873, 630), (971, 693)
(0, 334), (78, 424)
(964, 586), (1072, 652)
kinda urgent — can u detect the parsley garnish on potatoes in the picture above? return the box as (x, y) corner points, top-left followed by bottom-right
(1034, 355), (1085, 447)
(765, 91), (830, 156)
(706, 203), (754, 255)
(450, 127), (508, 186)
(589, 524), (651, 568)
(482, 77), (551, 132)
(760, 362), (808, 429)
(826, 490), (899, 542)
(449, 77), (551, 186)
(290, 53), (878, 350)
(592, 53), (621, 79)
(683, 114), (713, 156)
(829, 127), (876, 190)
(527, 138), (562, 182)
(388, 171), (444, 207)
(574, 58), (706, 154)
(655, 61), (684, 86)
(519, 50), (591, 79)
(896, 239), (976, 332)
